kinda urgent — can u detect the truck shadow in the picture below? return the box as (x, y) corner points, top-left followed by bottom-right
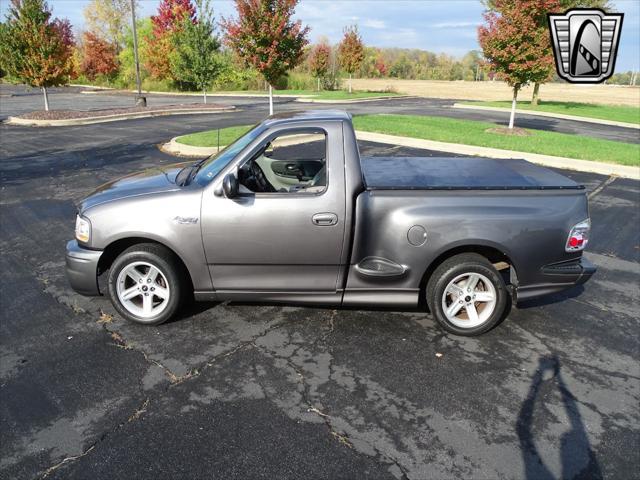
(516, 285), (585, 309)
(517, 355), (602, 480)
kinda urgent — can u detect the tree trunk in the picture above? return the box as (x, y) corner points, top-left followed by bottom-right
(42, 86), (49, 111)
(508, 86), (519, 129)
(268, 84), (273, 116)
(349, 73), (352, 94)
(317, 77), (320, 92)
(203, 88), (207, 104)
(531, 82), (540, 106)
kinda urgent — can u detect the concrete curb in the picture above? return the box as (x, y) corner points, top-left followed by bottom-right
(5, 106), (236, 127)
(295, 95), (412, 104)
(355, 130), (640, 180)
(453, 103), (640, 130)
(160, 137), (224, 157)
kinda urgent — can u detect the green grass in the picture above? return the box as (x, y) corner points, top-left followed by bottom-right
(176, 125), (252, 147)
(174, 114), (640, 166)
(353, 114), (640, 166)
(461, 100), (640, 125)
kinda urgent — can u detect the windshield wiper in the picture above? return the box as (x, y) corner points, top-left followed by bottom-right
(177, 157), (208, 186)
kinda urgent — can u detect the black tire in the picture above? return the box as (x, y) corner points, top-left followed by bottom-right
(426, 253), (508, 336)
(107, 243), (184, 325)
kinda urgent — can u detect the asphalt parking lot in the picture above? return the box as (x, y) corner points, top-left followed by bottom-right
(0, 100), (639, 479)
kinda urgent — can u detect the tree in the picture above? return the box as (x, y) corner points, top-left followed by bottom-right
(119, 17), (152, 87)
(170, 0), (221, 103)
(374, 53), (387, 77)
(222, 0), (309, 115)
(337, 25), (364, 93)
(308, 41), (330, 91)
(81, 31), (118, 80)
(479, 0), (561, 128)
(0, 0), (75, 111)
(483, 0), (611, 104)
(83, 0), (135, 54)
(144, 0), (195, 80)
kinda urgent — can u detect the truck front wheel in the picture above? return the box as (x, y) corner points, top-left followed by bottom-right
(107, 243), (184, 325)
(426, 253), (508, 336)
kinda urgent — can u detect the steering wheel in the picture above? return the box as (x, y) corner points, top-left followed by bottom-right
(250, 161), (276, 193)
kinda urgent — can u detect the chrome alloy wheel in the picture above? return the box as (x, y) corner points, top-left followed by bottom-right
(116, 261), (171, 320)
(441, 272), (497, 329)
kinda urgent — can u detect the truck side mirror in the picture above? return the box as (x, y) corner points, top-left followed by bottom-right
(222, 173), (239, 198)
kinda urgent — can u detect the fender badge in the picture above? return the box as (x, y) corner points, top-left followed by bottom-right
(173, 216), (199, 225)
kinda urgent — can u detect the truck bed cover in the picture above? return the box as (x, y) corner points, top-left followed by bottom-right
(361, 157), (584, 191)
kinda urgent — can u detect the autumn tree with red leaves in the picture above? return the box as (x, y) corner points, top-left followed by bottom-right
(338, 25), (364, 93)
(478, 0), (561, 128)
(144, 0), (196, 80)
(374, 54), (387, 77)
(222, 0), (309, 115)
(81, 31), (118, 80)
(0, 0), (75, 110)
(308, 42), (331, 91)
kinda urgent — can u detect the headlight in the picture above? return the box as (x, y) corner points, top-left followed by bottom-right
(75, 215), (91, 243)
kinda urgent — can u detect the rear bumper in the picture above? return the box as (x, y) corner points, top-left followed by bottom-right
(65, 240), (102, 296)
(516, 256), (596, 302)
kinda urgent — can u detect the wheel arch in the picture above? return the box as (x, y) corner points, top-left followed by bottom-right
(418, 242), (517, 306)
(98, 237), (194, 291)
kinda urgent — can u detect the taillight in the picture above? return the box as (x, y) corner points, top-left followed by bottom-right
(566, 219), (590, 252)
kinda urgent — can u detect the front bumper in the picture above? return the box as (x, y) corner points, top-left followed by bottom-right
(65, 240), (103, 296)
(516, 256), (596, 302)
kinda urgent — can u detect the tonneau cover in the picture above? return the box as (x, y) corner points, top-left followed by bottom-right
(361, 157), (583, 190)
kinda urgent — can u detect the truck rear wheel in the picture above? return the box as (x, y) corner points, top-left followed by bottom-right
(426, 253), (508, 336)
(107, 243), (184, 325)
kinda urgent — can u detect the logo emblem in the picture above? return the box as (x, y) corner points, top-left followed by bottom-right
(548, 9), (623, 83)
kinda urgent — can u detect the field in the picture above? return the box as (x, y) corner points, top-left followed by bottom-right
(351, 78), (640, 107)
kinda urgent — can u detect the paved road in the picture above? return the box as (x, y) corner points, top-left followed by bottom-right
(0, 114), (639, 479)
(1, 83), (638, 144)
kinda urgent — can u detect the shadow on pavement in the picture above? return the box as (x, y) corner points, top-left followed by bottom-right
(517, 355), (602, 480)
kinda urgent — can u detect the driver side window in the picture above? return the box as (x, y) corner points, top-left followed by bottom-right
(238, 129), (327, 194)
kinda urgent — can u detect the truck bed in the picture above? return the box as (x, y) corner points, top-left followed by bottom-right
(360, 157), (584, 191)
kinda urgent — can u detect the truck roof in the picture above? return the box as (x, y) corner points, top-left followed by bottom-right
(361, 157), (584, 191)
(264, 110), (351, 126)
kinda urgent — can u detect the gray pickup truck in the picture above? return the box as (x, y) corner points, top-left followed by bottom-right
(66, 110), (595, 335)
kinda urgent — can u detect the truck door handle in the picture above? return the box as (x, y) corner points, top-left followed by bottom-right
(312, 213), (338, 226)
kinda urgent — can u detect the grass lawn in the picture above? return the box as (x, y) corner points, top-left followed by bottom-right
(353, 114), (640, 166)
(176, 125), (252, 147)
(461, 100), (640, 125)
(175, 115), (640, 166)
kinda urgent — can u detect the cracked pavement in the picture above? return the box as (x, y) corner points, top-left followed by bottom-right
(1, 92), (639, 479)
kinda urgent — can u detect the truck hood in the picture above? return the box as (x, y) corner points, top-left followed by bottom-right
(78, 162), (189, 213)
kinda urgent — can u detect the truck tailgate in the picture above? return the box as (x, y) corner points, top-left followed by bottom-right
(361, 156), (583, 191)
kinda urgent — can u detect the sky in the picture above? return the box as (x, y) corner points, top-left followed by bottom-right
(2, 0), (639, 71)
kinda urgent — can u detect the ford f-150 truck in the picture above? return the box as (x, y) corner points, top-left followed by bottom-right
(66, 110), (595, 335)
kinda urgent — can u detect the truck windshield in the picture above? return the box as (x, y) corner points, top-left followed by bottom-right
(193, 124), (263, 186)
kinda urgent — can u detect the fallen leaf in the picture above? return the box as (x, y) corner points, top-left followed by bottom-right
(98, 311), (113, 324)
(435, 352), (443, 358)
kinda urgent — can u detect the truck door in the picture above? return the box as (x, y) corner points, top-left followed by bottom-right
(200, 122), (346, 293)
